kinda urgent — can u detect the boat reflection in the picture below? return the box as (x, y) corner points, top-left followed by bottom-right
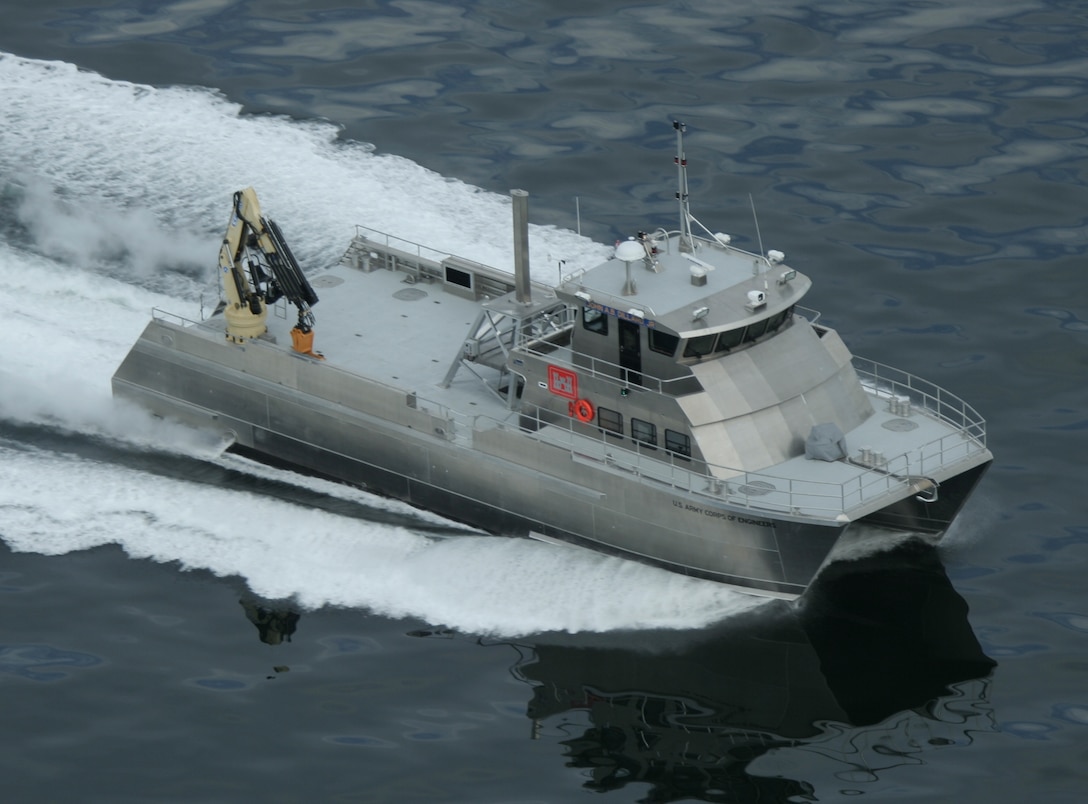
(510, 541), (996, 800)
(240, 599), (300, 646)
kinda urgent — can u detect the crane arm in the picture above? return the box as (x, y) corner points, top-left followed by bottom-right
(218, 187), (265, 321)
(217, 188), (320, 355)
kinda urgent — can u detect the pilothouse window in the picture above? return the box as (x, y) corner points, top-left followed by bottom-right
(714, 327), (745, 353)
(682, 306), (795, 360)
(746, 317), (770, 341)
(683, 334), (716, 359)
(582, 306), (608, 335)
(649, 329), (679, 357)
(766, 308), (791, 331)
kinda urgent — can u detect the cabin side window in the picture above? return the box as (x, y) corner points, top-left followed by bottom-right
(597, 406), (623, 438)
(665, 429), (691, 460)
(582, 306), (608, 335)
(649, 328), (679, 357)
(631, 418), (657, 450)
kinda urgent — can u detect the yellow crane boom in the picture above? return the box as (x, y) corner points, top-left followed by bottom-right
(217, 188), (321, 356)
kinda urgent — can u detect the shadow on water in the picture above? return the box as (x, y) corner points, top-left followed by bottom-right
(230, 538), (996, 799)
(498, 541), (996, 800)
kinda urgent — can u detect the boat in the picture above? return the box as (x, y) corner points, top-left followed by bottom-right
(112, 122), (992, 598)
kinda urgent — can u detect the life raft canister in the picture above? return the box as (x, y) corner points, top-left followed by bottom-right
(573, 398), (595, 423)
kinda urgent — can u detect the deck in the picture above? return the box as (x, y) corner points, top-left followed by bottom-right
(164, 228), (988, 526)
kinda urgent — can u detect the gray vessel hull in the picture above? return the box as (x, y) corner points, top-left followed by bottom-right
(114, 317), (846, 597)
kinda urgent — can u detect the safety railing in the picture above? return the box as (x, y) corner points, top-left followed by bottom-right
(853, 357), (987, 447)
(147, 306), (988, 521)
(349, 225), (451, 266)
(424, 391), (989, 521)
(151, 307), (202, 327)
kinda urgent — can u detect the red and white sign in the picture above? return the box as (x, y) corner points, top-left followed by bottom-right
(547, 365), (578, 400)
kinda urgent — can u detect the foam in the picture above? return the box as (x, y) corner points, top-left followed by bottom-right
(0, 53), (756, 635)
(0, 444), (761, 637)
(0, 52), (611, 274)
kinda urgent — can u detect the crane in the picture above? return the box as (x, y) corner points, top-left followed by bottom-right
(217, 187), (321, 357)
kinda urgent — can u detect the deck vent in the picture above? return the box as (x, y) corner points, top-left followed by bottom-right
(445, 264), (473, 290)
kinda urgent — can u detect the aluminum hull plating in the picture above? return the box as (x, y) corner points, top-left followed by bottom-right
(114, 316), (847, 597)
(113, 166), (992, 598)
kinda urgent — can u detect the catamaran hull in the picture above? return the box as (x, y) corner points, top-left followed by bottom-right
(859, 462), (990, 534)
(112, 318), (981, 598)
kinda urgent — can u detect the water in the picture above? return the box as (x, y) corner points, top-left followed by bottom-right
(1, 1), (1086, 801)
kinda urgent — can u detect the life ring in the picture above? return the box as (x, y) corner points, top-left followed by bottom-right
(573, 398), (595, 423)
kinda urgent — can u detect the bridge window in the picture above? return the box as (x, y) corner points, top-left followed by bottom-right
(684, 306), (796, 360)
(582, 306), (608, 335)
(746, 316), (770, 340)
(649, 328), (679, 357)
(714, 326), (745, 353)
(766, 307), (792, 331)
(683, 333), (716, 358)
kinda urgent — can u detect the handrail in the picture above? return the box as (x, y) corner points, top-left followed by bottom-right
(151, 307), (199, 327)
(794, 305), (822, 326)
(498, 399), (987, 520)
(351, 224), (451, 265)
(348, 225), (560, 298)
(519, 342), (683, 395)
(853, 358), (987, 446)
(148, 308), (987, 521)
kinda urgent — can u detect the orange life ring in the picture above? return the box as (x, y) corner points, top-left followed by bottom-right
(573, 398), (595, 423)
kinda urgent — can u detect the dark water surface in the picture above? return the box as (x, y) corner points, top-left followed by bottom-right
(1, 1), (1086, 801)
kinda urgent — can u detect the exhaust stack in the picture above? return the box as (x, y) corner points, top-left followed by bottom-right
(511, 189), (531, 304)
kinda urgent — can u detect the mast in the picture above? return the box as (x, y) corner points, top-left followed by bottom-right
(674, 120), (694, 253)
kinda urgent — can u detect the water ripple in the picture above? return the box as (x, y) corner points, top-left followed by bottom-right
(0, 643), (103, 681)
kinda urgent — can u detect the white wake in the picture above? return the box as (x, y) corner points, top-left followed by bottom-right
(0, 52), (760, 637)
